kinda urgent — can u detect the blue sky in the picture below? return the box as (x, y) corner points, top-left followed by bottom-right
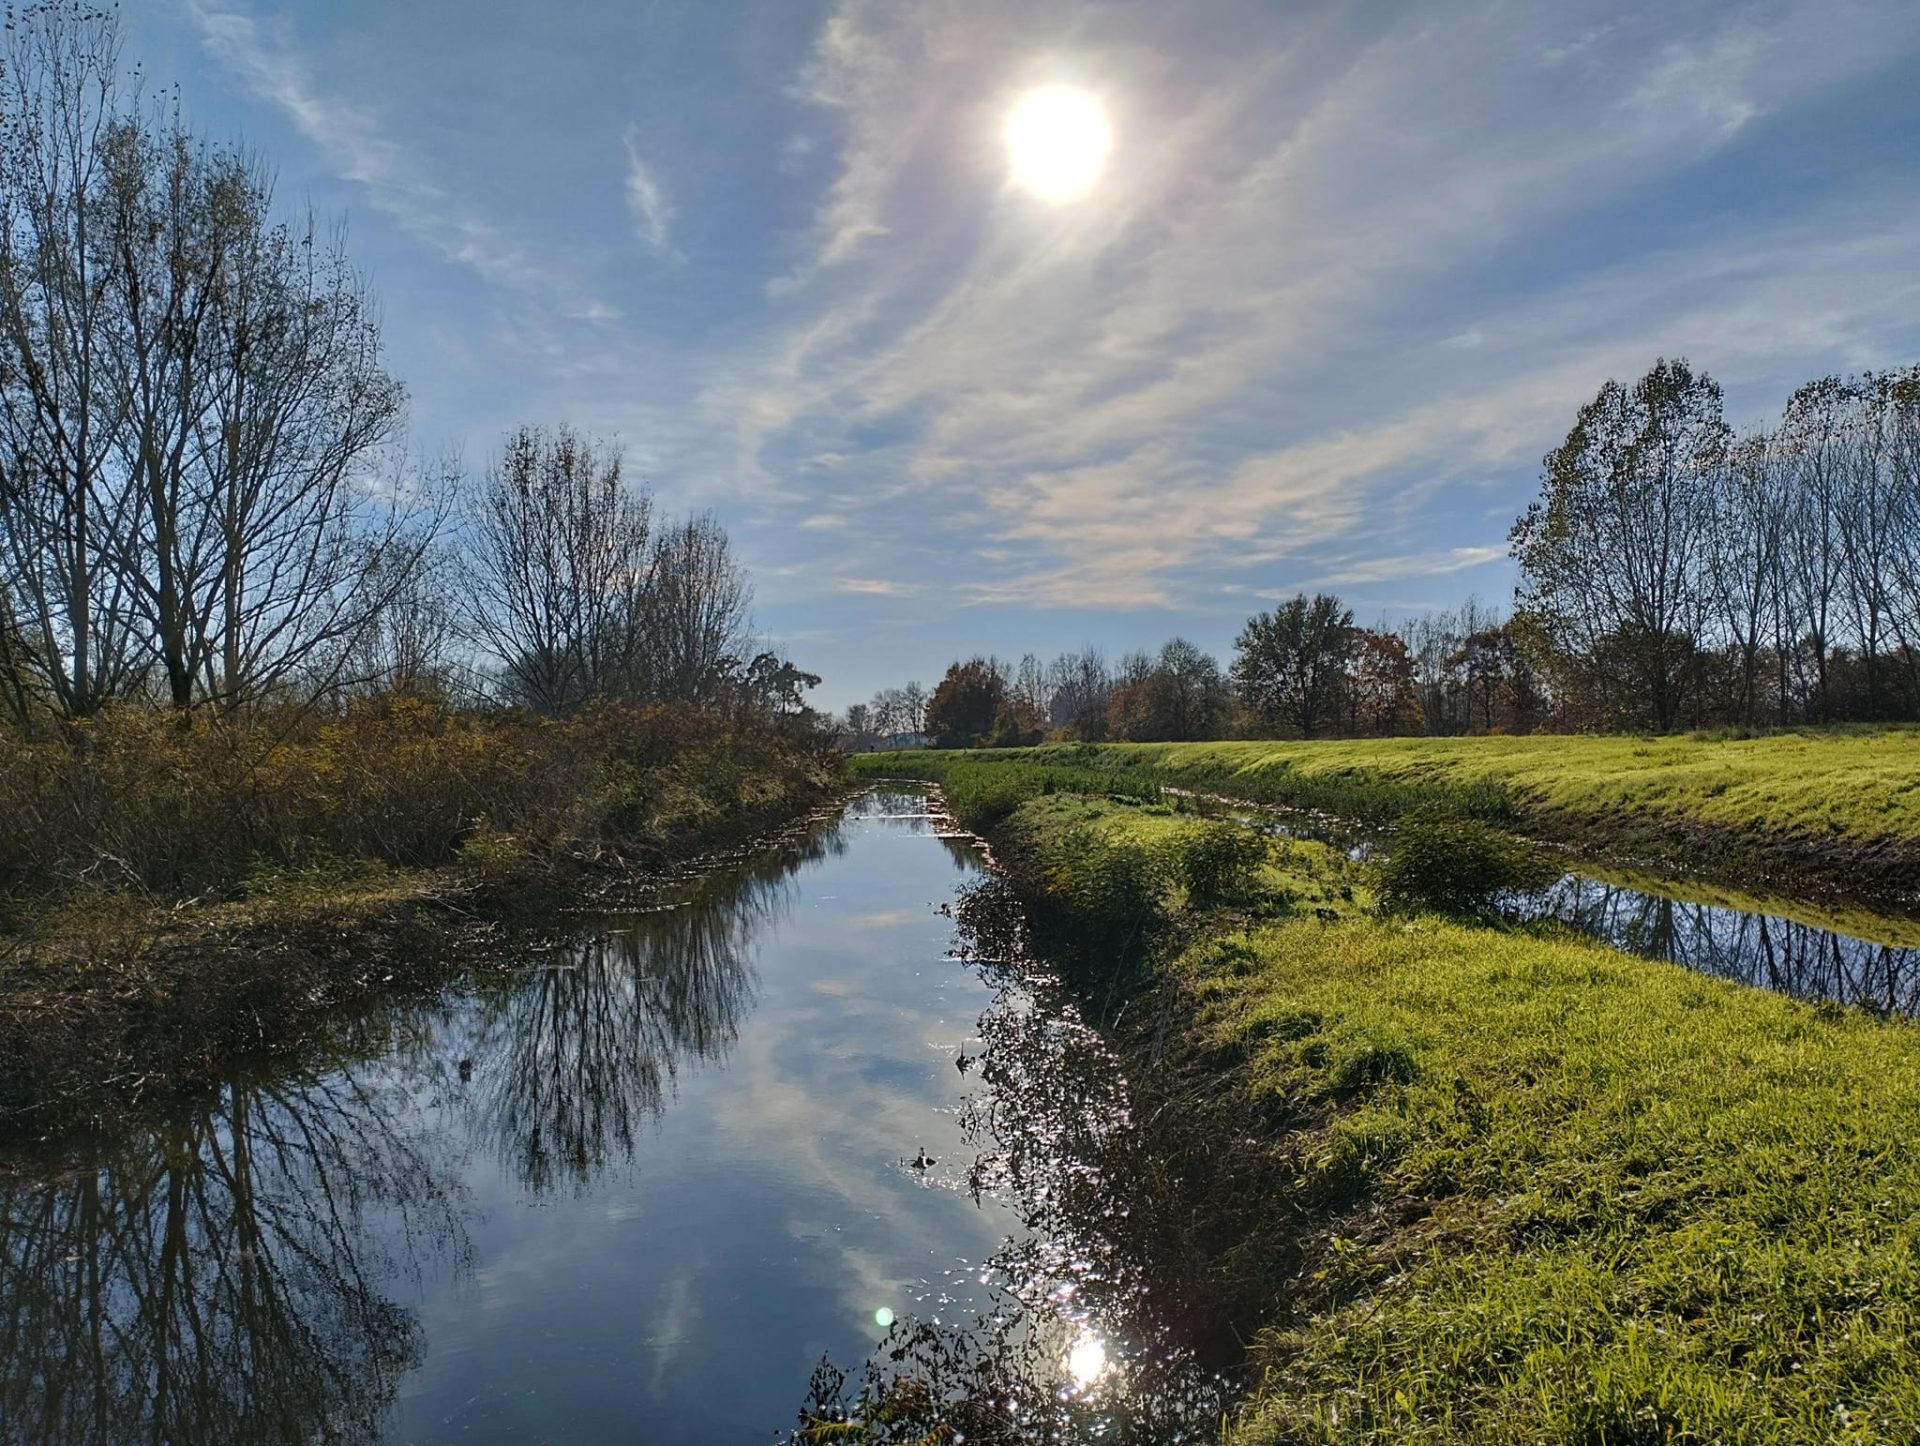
(131, 0), (1920, 707)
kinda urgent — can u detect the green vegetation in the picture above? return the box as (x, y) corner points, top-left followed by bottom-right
(860, 731), (1920, 901)
(0, 699), (837, 1135)
(850, 752), (1165, 830)
(996, 793), (1355, 958)
(1376, 810), (1558, 916)
(916, 754), (1920, 1442)
(1209, 915), (1920, 1443)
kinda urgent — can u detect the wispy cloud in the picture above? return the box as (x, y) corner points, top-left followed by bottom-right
(149, 0), (1920, 700)
(622, 126), (676, 255)
(185, 0), (610, 314)
(1319, 546), (1509, 586)
(705, 0), (1920, 612)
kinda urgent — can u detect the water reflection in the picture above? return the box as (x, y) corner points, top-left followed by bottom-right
(0, 1067), (464, 1445)
(0, 811), (856, 1444)
(794, 871), (1236, 1443)
(465, 840), (819, 1194)
(1523, 875), (1920, 1014)
(1239, 798), (1920, 1015)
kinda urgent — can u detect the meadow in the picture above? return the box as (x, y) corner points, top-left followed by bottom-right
(855, 730), (1920, 903)
(865, 749), (1920, 1442)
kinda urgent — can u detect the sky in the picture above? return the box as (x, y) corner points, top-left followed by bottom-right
(128, 0), (1920, 708)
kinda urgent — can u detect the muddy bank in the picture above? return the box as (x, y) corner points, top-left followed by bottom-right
(0, 783), (849, 1144)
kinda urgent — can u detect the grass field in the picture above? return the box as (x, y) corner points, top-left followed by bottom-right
(892, 751), (1920, 1442)
(855, 731), (1920, 902)
(860, 730), (1920, 838)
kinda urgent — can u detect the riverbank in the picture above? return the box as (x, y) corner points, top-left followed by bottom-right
(0, 702), (841, 1141)
(909, 763), (1920, 1441)
(857, 729), (1920, 909)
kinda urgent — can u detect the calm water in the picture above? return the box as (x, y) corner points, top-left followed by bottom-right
(1237, 803), (1920, 1014)
(0, 789), (1207, 1446)
(6, 786), (1914, 1445)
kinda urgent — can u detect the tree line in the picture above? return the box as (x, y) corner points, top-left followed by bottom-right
(842, 600), (1539, 749)
(0, 5), (814, 733)
(852, 355), (1920, 745)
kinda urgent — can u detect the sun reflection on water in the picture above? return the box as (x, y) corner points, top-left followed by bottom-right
(1066, 1332), (1107, 1391)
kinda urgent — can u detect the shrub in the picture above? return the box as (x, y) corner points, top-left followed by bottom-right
(1165, 820), (1270, 906)
(0, 697), (831, 921)
(1040, 824), (1170, 954)
(1376, 809), (1558, 916)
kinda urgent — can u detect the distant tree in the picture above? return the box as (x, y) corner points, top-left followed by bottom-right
(741, 651), (819, 717)
(900, 680), (928, 736)
(1510, 357), (1727, 731)
(1046, 647), (1112, 739)
(1109, 637), (1228, 741)
(1345, 628), (1419, 735)
(843, 701), (873, 749)
(1232, 593), (1354, 738)
(925, 657), (1006, 747)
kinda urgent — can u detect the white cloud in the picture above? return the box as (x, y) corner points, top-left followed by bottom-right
(703, 0), (1920, 610)
(622, 126), (676, 255)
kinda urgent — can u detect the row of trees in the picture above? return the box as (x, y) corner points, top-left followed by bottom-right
(854, 354), (1920, 745)
(1513, 357), (1920, 730)
(0, 6), (813, 730)
(859, 599), (1541, 748)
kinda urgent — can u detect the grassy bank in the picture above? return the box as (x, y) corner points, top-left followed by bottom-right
(856, 729), (1920, 904)
(0, 700), (840, 1138)
(885, 749), (1920, 1441)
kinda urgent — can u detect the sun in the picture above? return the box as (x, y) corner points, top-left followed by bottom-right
(1004, 86), (1111, 202)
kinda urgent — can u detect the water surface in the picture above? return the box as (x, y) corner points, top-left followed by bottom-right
(1, 790), (1159, 1445)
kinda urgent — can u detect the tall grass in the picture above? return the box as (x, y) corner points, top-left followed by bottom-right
(0, 697), (835, 926)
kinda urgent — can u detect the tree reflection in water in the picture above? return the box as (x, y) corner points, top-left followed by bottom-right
(794, 872), (1236, 1445)
(0, 811), (852, 1443)
(1527, 876), (1920, 1015)
(466, 819), (845, 1194)
(0, 1065), (464, 1445)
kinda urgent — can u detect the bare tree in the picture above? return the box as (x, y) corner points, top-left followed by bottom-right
(0, 3), (143, 717)
(635, 511), (751, 706)
(0, 4), (416, 717)
(465, 424), (651, 716)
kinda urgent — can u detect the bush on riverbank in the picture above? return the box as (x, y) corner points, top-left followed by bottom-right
(1375, 808), (1558, 916)
(0, 697), (837, 929)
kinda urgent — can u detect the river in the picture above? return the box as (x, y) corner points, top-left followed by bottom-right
(0, 788), (1217, 1445)
(3, 783), (1915, 1445)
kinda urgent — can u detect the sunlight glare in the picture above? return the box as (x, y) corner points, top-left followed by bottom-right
(1004, 86), (1111, 201)
(1066, 1332), (1107, 1390)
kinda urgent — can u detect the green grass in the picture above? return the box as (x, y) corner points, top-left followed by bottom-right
(849, 751), (1166, 830)
(981, 785), (1920, 1443)
(860, 734), (1920, 906)
(1004, 732), (1920, 841)
(1206, 914), (1920, 1444)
